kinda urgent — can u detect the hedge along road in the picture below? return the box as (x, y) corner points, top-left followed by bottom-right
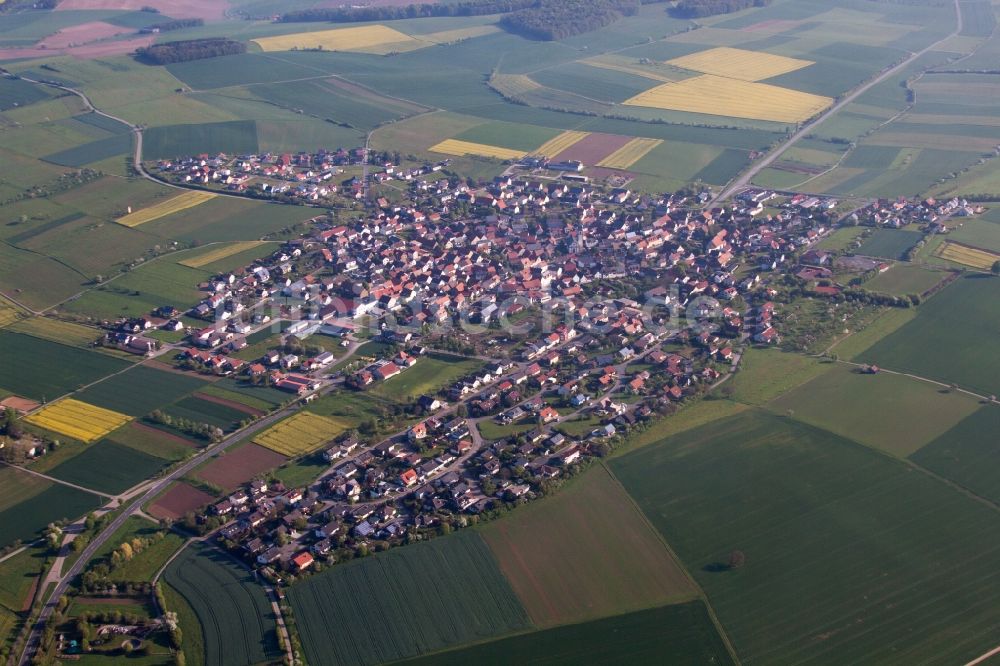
(711, 0), (965, 205)
(14, 356), (362, 665)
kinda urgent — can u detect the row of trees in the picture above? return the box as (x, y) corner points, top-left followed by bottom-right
(279, 0), (538, 23)
(500, 0), (641, 40)
(672, 0), (771, 18)
(136, 38), (246, 65)
(145, 18), (204, 32)
(148, 410), (223, 442)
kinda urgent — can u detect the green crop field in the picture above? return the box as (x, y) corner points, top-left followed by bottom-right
(856, 229), (924, 260)
(138, 197), (313, 245)
(0, 331), (130, 401)
(164, 544), (281, 666)
(42, 134), (132, 168)
(530, 62), (653, 103)
(454, 122), (561, 153)
(372, 354), (483, 403)
(63, 261), (210, 320)
(860, 276), (1000, 396)
(910, 406), (1000, 503)
(0, 77), (50, 111)
(142, 121), (259, 160)
(769, 363), (981, 457)
(163, 395), (249, 431)
(480, 464), (697, 627)
(289, 530), (530, 666)
(611, 410), (1000, 665)
(47, 440), (170, 495)
(402, 602), (733, 666)
(75, 365), (209, 417)
(0, 484), (102, 549)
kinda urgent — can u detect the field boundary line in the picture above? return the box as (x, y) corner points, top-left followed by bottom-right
(599, 461), (743, 665)
(0, 461), (113, 500)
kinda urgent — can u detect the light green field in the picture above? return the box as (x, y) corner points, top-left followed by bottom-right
(727, 348), (832, 406)
(372, 354), (483, 402)
(769, 363), (981, 457)
(864, 263), (951, 296)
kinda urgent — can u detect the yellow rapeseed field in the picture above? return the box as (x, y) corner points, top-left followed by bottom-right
(666, 47), (814, 81)
(490, 73), (542, 97)
(934, 241), (1000, 270)
(0, 301), (20, 327)
(535, 131), (590, 158)
(27, 399), (131, 443)
(429, 139), (525, 160)
(253, 411), (350, 457)
(624, 75), (832, 123)
(597, 138), (663, 169)
(116, 191), (216, 228)
(253, 25), (423, 54)
(179, 241), (268, 269)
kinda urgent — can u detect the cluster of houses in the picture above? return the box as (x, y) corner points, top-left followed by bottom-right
(846, 196), (984, 231)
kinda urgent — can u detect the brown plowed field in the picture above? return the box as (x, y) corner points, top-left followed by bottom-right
(38, 22), (130, 49)
(148, 482), (215, 520)
(56, 0), (229, 21)
(195, 443), (287, 491)
(551, 132), (632, 165)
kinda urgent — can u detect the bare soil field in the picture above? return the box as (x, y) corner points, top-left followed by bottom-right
(0, 396), (40, 414)
(130, 421), (198, 448)
(0, 35), (154, 60)
(195, 443), (287, 491)
(56, 0), (229, 21)
(148, 482), (214, 520)
(38, 21), (130, 49)
(552, 132), (632, 165)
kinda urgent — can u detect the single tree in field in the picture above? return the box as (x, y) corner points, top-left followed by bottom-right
(992, 260), (1000, 275)
(728, 550), (746, 569)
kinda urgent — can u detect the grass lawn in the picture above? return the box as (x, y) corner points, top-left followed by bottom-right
(910, 406), (1000, 504)
(857, 228), (924, 260)
(161, 581), (205, 666)
(828, 306), (917, 360)
(611, 410), (1000, 665)
(476, 419), (536, 441)
(0, 545), (48, 613)
(271, 455), (327, 488)
(865, 263), (951, 296)
(401, 602), (733, 666)
(769, 363), (981, 457)
(726, 348), (833, 405)
(88, 516), (186, 583)
(480, 464), (697, 627)
(860, 275), (1000, 396)
(372, 354), (484, 403)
